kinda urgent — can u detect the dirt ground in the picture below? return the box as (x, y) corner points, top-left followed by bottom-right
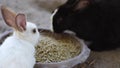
(0, 0), (120, 68)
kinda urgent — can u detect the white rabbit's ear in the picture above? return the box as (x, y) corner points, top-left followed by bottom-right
(15, 14), (26, 32)
(1, 5), (17, 28)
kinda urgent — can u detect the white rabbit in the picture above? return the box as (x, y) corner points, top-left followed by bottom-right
(0, 6), (40, 68)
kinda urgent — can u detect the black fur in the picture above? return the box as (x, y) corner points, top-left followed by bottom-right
(52, 0), (120, 51)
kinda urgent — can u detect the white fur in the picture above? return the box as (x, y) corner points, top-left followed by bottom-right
(0, 22), (39, 68)
(51, 9), (58, 20)
(50, 9), (58, 31)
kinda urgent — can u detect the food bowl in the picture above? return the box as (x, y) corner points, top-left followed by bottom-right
(34, 29), (90, 68)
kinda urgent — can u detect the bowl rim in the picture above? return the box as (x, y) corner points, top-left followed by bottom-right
(35, 36), (90, 65)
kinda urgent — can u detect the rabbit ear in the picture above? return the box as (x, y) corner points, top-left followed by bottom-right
(1, 5), (17, 28)
(74, 0), (90, 10)
(15, 14), (26, 32)
(64, 0), (90, 10)
(63, 0), (80, 8)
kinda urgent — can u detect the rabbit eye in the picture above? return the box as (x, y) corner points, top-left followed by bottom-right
(32, 28), (36, 33)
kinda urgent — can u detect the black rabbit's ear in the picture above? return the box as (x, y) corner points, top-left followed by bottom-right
(65, 0), (80, 6)
(63, 0), (90, 10)
(74, 0), (90, 10)
(63, 0), (80, 8)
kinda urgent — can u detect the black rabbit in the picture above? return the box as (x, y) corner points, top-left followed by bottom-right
(52, 0), (120, 51)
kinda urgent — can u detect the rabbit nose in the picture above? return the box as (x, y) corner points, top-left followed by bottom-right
(38, 29), (44, 33)
(38, 28), (51, 33)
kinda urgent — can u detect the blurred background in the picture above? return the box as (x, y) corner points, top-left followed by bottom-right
(0, 0), (67, 34)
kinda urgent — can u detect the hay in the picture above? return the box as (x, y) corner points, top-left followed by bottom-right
(35, 30), (81, 63)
